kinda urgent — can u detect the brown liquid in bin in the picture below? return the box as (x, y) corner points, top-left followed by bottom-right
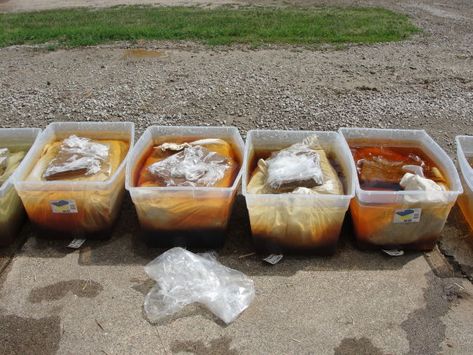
(350, 144), (447, 191)
(135, 136), (240, 188)
(132, 137), (241, 248)
(21, 135), (130, 236)
(348, 140), (451, 251)
(247, 148), (346, 254)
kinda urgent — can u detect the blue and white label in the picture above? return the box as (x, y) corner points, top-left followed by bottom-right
(393, 208), (421, 224)
(50, 200), (78, 214)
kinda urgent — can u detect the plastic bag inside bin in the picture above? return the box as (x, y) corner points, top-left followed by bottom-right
(265, 139), (323, 191)
(43, 135), (110, 180)
(139, 138), (239, 188)
(0, 148), (8, 174)
(148, 145), (229, 187)
(248, 135), (344, 195)
(0, 148), (26, 186)
(144, 247), (255, 324)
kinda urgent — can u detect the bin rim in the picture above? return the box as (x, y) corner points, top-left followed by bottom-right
(125, 125), (244, 192)
(339, 127), (463, 200)
(0, 127), (42, 197)
(456, 135), (473, 193)
(241, 129), (356, 200)
(14, 122), (135, 192)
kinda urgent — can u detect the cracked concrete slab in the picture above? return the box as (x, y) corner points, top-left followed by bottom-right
(0, 214), (473, 354)
(0, 197), (472, 354)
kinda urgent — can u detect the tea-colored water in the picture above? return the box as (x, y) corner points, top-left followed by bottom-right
(134, 137), (241, 188)
(350, 145), (446, 191)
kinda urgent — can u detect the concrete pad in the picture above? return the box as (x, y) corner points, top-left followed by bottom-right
(1, 197), (473, 354)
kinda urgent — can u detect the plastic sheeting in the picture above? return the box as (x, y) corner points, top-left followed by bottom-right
(138, 138), (239, 188)
(144, 248), (255, 324)
(247, 135), (343, 195)
(43, 135), (111, 180)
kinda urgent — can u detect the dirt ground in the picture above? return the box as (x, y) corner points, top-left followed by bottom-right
(0, 0), (473, 354)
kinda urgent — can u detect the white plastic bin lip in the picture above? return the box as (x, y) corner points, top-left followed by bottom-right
(14, 122), (135, 191)
(456, 135), (473, 193)
(0, 128), (42, 198)
(339, 127), (463, 199)
(241, 129), (356, 201)
(125, 125), (245, 192)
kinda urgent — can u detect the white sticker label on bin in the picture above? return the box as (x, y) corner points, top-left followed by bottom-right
(263, 254), (283, 265)
(50, 200), (78, 214)
(393, 208), (421, 224)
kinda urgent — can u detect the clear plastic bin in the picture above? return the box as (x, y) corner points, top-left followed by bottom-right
(456, 136), (473, 231)
(125, 126), (244, 248)
(242, 130), (356, 254)
(14, 122), (134, 238)
(340, 128), (462, 251)
(0, 128), (42, 246)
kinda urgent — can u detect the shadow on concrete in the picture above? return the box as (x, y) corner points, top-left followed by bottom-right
(439, 205), (473, 278)
(12, 194), (421, 275)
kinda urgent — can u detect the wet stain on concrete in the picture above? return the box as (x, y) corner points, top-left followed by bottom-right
(333, 337), (385, 355)
(171, 336), (238, 355)
(401, 272), (467, 355)
(28, 279), (103, 303)
(0, 314), (60, 354)
(130, 278), (154, 295)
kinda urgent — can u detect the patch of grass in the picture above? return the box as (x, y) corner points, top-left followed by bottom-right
(0, 6), (420, 48)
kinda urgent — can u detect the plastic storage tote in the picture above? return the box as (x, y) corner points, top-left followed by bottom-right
(455, 136), (473, 231)
(125, 125), (244, 248)
(14, 122), (134, 238)
(242, 130), (356, 254)
(0, 128), (42, 246)
(340, 128), (462, 251)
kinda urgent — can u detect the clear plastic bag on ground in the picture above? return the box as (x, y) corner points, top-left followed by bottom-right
(43, 135), (110, 180)
(144, 247), (255, 324)
(147, 145), (230, 187)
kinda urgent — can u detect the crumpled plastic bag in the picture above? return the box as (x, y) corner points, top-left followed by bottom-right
(0, 149), (25, 186)
(43, 135), (110, 180)
(400, 171), (447, 204)
(140, 138), (238, 188)
(266, 141), (323, 190)
(400, 172), (444, 192)
(144, 247), (255, 324)
(148, 145), (229, 187)
(0, 148), (9, 174)
(248, 135), (343, 195)
(27, 136), (127, 183)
